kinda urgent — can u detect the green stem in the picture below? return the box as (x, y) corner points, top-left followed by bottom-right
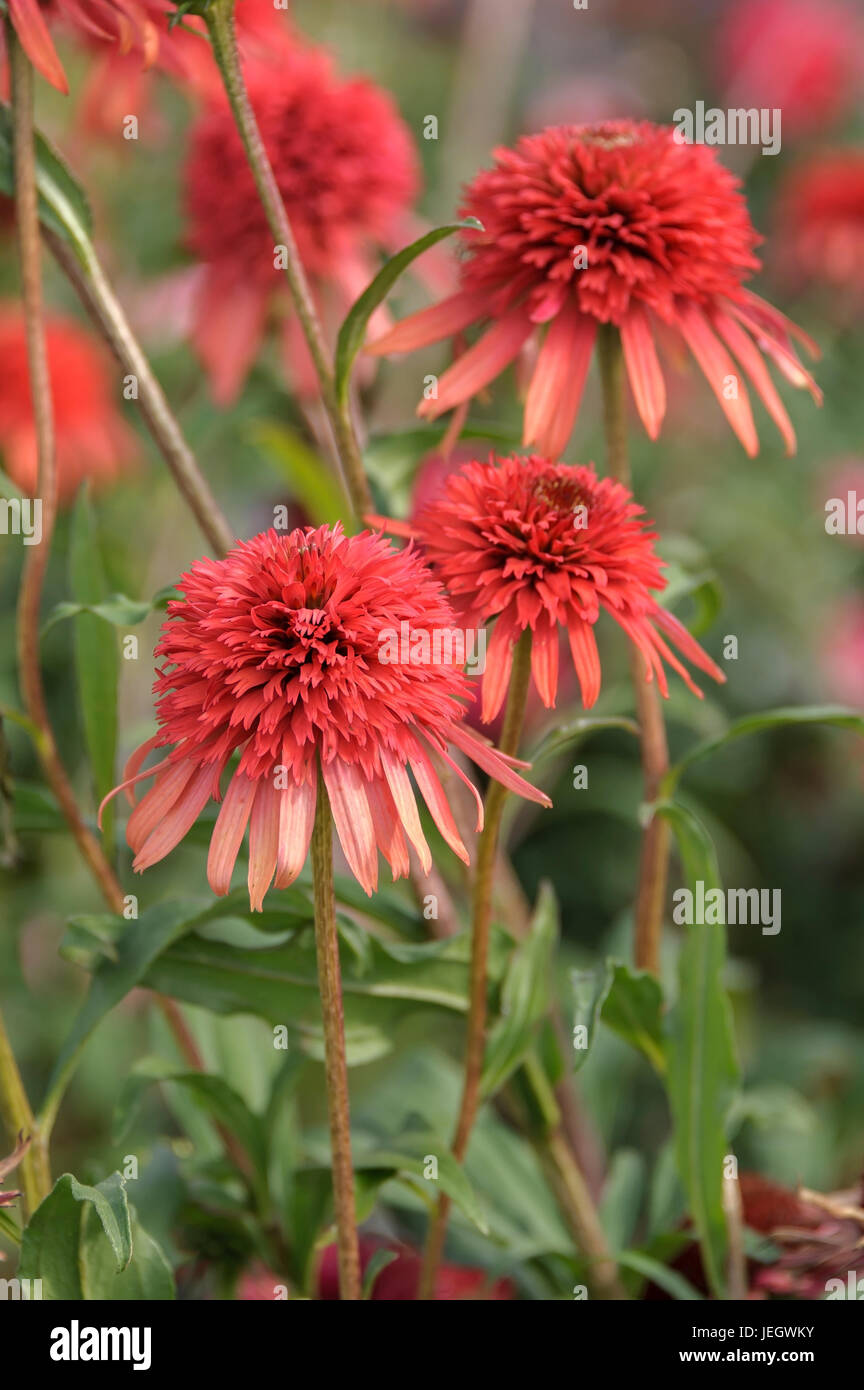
(419, 628), (533, 1299)
(311, 767), (361, 1300)
(206, 0), (372, 522)
(0, 1007), (50, 1215)
(597, 324), (670, 976)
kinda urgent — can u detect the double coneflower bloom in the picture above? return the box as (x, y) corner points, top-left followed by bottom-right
(101, 525), (550, 909)
(368, 120), (821, 458)
(383, 454), (725, 722)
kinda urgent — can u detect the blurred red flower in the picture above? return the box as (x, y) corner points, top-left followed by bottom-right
(0, 305), (137, 501)
(368, 121), (820, 459)
(316, 1237), (515, 1301)
(183, 44), (419, 404)
(3, 0), (173, 95)
(387, 454), (724, 721)
(717, 0), (864, 138)
(777, 152), (864, 302)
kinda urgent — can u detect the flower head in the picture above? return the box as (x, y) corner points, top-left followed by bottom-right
(184, 45), (419, 403)
(4, 0), (172, 95)
(0, 305), (137, 501)
(101, 525), (549, 908)
(777, 153), (864, 302)
(368, 121), (820, 458)
(405, 454), (725, 722)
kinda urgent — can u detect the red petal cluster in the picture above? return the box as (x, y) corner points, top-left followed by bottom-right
(104, 525), (548, 906)
(0, 304), (137, 501)
(411, 454), (725, 721)
(6, 0), (171, 94)
(778, 152), (864, 300)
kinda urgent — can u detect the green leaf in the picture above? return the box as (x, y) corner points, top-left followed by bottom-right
(617, 1248), (703, 1300)
(19, 1173), (173, 1301)
(600, 962), (666, 1073)
(41, 899), (215, 1133)
(354, 1126), (488, 1234)
(68, 489), (118, 855)
(0, 104), (93, 265)
(59, 914), (123, 969)
(659, 799), (738, 1299)
(570, 959), (614, 1073)
(481, 881), (558, 1098)
(41, 587), (178, 637)
(333, 219), (482, 406)
(362, 1248), (399, 1299)
(250, 422), (346, 524)
(599, 1150), (646, 1252)
(663, 705), (864, 795)
(529, 715), (640, 767)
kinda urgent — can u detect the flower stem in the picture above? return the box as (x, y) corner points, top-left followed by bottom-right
(206, 0), (373, 521)
(597, 324), (670, 976)
(43, 229), (234, 559)
(0, 1007), (50, 1215)
(419, 627), (533, 1299)
(311, 766), (361, 1300)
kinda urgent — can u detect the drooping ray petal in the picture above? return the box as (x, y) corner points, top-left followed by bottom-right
(447, 722), (551, 807)
(380, 748), (432, 873)
(121, 732), (164, 806)
(322, 759), (379, 896)
(98, 750), (174, 826)
(621, 305), (667, 440)
(421, 731), (485, 833)
(728, 301), (823, 403)
(366, 291), (489, 356)
(417, 304), (535, 420)
(127, 759), (197, 854)
(208, 770), (257, 897)
(407, 742), (469, 864)
(8, 0), (69, 93)
(523, 302), (596, 457)
(275, 774), (317, 889)
(530, 612), (559, 709)
(133, 763), (216, 871)
(736, 289), (820, 359)
(365, 776), (411, 881)
(676, 301), (759, 457)
(712, 308), (797, 455)
(567, 616), (602, 709)
(651, 604), (726, 684)
(192, 270), (269, 406)
(481, 614), (519, 723)
(248, 775), (280, 911)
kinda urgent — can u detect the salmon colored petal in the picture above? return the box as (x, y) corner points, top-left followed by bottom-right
(380, 749), (431, 873)
(121, 733), (164, 807)
(322, 759), (378, 896)
(207, 770), (257, 897)
(127, 759), (196, 854)
(417, 304), (534, 420)
(651, 605), (726, 685)
(711, 308), (797, 456)
(530, 614), (559, 709)
(274, 774), (316, 889)
(447, 722), (551, 808)
(365, 775), (411, 880)
(133, 763), (216, 871)
(248, 776), (279, 911)
(736, 289), (820, 359)
(98, 750), (173, 826)
(523, 302), (596, 457)
(567, 616), (602, 709)
(421, 731), (485, 834)
(481, 615), (519, 723)
(675, 302), (759, 457)
(8, 0), (69, 93)
(407, 742), (469, 865)
(621, 305), (666, 441)
(366, 291), (489, 356)
(728, 301), (823, 404)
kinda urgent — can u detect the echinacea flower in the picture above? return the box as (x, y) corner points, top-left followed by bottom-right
(0, 305), (137, 501)
(3, 0), (172, 95)
(183, 45), (419, 404)
(100, 525), (549, 908)
(385, 454), (725, 722)
(368, 121), (821, 459)
(777, 153), (864, 302)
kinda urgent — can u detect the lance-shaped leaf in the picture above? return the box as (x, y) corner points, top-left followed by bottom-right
(481, 881), (559, 1098)
(0, 104), (93, 266)
(600, 962), (666, 1073)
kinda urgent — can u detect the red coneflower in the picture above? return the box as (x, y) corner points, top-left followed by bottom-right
(777, 153), (864, 302)
(0, 305), (137, 501)
(183, 45), (419, 404)
(100, 524), (549, 908)
(392, 454), (725, 722)
(3, 0), (171, 95)
(368, 121), (821, 459)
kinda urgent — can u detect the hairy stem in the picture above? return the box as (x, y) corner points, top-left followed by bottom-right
(44, 230), (234, 559)
(206, 0), (372, 521)
(311, 768), (361, 1300)
(597, 324), (670, 975)
(419, 628), (533, 1299)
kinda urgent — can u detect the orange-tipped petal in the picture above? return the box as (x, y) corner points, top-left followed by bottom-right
(8, 0), (69, 93)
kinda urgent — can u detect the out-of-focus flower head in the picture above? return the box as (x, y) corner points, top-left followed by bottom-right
(777, 153), (864, 304)
(0, 305), (138, 501)
(381, 454), (725, 722)
(182, 43), (419, 404)
(717, 0), (864, 138)
(100, 524), (550, 908)
(368, 121), (821, 460)
(821, 598), (864, 708)
(2, 0), (176, 95)
(316, 1237), (515, 1300)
